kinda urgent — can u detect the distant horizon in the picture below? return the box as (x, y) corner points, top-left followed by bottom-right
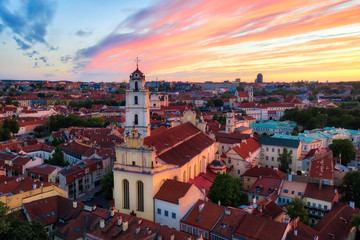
(0, 1), (359, 83)
(1, 77), (359, 84)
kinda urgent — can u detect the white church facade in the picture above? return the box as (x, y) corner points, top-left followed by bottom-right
(113, 66), (216, 221)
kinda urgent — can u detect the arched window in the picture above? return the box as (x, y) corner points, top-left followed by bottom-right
(134, 114), (138, 125)
(183, 171), (186, 182)
(135, 81), (138, 91)
(134, 96), (138, 105)
(194, 164), (197, 177)
(123, 179), (129, 209)
(137, 181), (144, 211)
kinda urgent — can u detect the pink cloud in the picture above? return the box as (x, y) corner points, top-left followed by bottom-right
(75, 0), (360, 82)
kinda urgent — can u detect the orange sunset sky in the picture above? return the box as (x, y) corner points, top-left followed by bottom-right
(0, 0), (359, 82)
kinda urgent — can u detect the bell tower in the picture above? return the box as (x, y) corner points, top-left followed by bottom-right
(124, 58), (150, 138)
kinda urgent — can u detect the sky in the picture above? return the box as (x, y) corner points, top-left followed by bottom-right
(0, 0), (359, 83)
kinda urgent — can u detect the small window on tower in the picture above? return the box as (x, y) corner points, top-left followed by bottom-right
(134, 96), (138, 105)
(134, 114), (138, 125)
(135, 81), (139, 91)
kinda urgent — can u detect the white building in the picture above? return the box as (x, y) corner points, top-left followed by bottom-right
(154, 179), (204, 230)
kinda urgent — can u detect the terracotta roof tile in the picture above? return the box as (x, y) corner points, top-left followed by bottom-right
(181, 200), (225, 231)
(154, 179), (193, 204)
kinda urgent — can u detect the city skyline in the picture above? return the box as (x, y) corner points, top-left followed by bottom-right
(0, 0), (359, 83)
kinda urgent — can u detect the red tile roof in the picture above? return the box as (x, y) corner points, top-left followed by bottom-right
(242, 166), (284, 178)
(309, 151), (334, 180)
(212, 207), (246, 239)
(215, 132), (251, 144)
(24, 195), (83, 226)
(154, 179), (193, 204)
(27, 164), (59, 175)
(233, 214), (288, 240)
(304, 183), (338, 202)
(0, 177), (52, 195)
(230, 138), (260, 160)
(181, 200), (225, 231)
(144, 122), (214, 167)
(248, 176), (282, 197)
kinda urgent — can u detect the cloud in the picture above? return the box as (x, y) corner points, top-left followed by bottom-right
(60, 55), (72, 63)
(25, 50), (39, 58)
(0, 24), (3, 33)
(49, 46), (58, 51)
(44, 73), (55, 77)
(72, 0), (360, 82)
(76, 29), (92, 37)
(13, 36), (31, 50)
(33, 62), (39, 68)
(39, 56), (47, 63)
(0, 0), (56, 49)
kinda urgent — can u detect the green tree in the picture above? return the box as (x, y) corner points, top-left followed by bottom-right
(213, 99), (224, 107)
(279, 148), (291, 173)
(8, 220), (47, 240)
(208, 173), (247, 207)
(101, 170), (114, 200)
(47, 147), (69, 167)
(286, 197), (310, 226)
(5, 97), (12, 105)
(3, 119), (20, 135)
(329, 139), (356, 166)
(87, 117), (105, 127)
(351, 213), (360, 233)
(0, 202), (10, 235)
(342, 171), (360, 208)
(0, 126), (11, 141)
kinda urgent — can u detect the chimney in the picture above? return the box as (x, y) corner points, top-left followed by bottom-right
(135, 226), (140, 235)
(117, 217), (122, 226)
(199, 203), (205, 212)
(259, 176), (262, 180)
(146, 228), (152, 235)
(110, 208), (115, 217)
(294, 230), (297, 236)
(33, 183), (37, 190)
(122, 220), (128, 231)
(314, 236), (319, 240)
(288, 174), (293, 182)
(218, 200), (221, 206)
(158, 236), (162, 240)
(100, 219), (105, 229)
(350, 201), (355, 209)
(252, 198), (257, 209)
(170, 234), (175, 240)
(335, 189), (337, 194)
(73, 201), (77, 209)
(318, 180), (323, 190)
(137, 219), (142, 226)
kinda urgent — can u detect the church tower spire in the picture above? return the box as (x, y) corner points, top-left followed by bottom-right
(124, 58), (150, 138)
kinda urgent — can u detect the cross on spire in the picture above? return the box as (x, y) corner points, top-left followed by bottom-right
(135, 57), (141, 69)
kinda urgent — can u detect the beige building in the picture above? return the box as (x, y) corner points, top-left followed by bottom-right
(258, 136), (302, 173)
(0, 177), (67, 212)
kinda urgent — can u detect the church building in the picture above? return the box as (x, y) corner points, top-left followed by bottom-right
(113, 66), (216, 221)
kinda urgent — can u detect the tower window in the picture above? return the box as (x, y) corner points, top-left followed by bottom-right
(135, 81), (138, 91)
(134, 96), (138, 105)
(137, 181), (144, 211)
(134, 114), (138, 125)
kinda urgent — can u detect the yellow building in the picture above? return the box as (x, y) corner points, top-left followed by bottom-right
(113, 67), (216, 221)
(0, 177), (67, 212)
